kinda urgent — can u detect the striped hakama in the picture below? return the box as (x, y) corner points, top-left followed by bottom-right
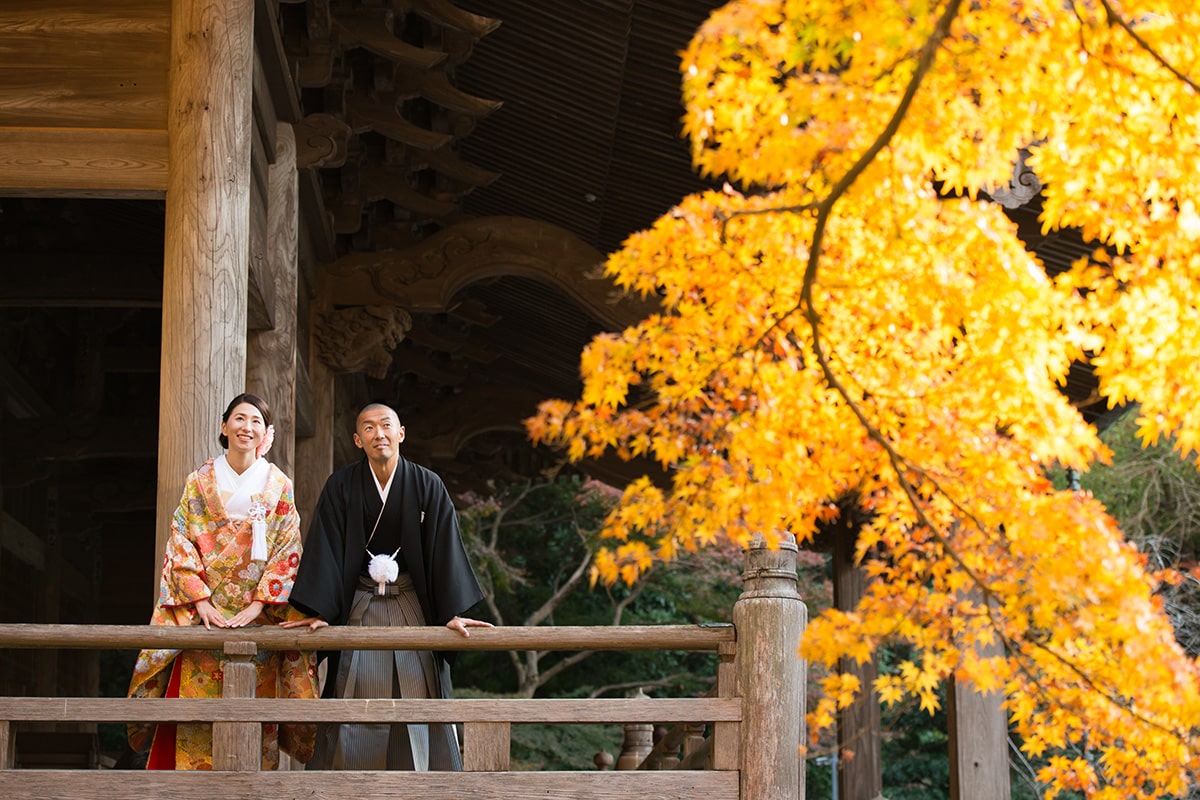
(308, 574), (462, 771)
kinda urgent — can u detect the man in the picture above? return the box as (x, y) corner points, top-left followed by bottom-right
(281, 402), (491, 770)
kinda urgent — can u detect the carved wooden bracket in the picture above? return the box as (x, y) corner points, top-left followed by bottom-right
(314, 304), (413, 378)
(323, 216), (659, 329)
(284, 0), (503, 242)
(293, 113), (351, 169)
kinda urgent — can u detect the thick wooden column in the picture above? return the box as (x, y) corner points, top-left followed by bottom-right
(948, 595), (1010, 800)
(156, 0), (256, 564)
(247, 123), (299, 476)
(295, 295), (334, 540)
(735, 533), (806, 800)
(833, 526), (883, 800)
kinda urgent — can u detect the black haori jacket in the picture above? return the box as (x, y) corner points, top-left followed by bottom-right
(289, 456), (484, 693)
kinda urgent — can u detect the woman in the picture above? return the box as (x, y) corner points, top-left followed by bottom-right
(127, 393), (317, 770)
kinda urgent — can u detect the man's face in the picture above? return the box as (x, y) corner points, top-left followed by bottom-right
(353, 406), (405, 465)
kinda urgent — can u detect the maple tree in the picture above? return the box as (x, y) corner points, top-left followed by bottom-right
(527, 0), (1200, 796)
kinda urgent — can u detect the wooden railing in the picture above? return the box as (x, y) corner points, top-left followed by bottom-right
(0, 536), (806, 800)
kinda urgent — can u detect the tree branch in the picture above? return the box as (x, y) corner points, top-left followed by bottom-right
(1096, 0), (1200, 92)
(522, 539), (593, 628)
(587, 673), (709, 699)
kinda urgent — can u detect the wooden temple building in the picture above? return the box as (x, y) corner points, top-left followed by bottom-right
(0, 1), (1113, 798)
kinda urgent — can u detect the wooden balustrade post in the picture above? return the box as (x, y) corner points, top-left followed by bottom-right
(657, 725), (680, 770)
(616, 687), (653, 770)
(681, 722), (706, 763)
(734, 533), (806, 800)
(463, 722), (510, 771)
(0, 720), (13, 769)
(616, 722), (653, 770)
(212, 641), (260, 771)
(710, 640), (740, 770)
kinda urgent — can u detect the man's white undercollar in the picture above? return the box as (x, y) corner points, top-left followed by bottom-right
(372, 464), (396, 504)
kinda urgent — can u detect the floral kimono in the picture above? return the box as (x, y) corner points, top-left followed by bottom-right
(127, 458), (317, 770)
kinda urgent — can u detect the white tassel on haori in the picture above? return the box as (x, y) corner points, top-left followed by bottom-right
(248, 499), (270, 561)
(367, 548), (401, 595)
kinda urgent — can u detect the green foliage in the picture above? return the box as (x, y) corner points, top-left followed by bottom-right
(453, 687), (624, 771)
(1076, 408), (1200, 557)
(1055, 406), (1200, 657)
(455, 475), (744, 698)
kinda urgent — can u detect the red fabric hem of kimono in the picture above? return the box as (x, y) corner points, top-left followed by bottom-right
(146, 657), (183, 770)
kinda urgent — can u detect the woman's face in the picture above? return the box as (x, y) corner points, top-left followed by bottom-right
(221, 402), (266, 456)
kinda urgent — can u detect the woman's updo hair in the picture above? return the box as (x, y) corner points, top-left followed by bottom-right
(218, 392), (272, 449)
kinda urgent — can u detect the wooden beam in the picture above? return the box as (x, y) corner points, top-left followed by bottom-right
(1, 512), (44, 570)
(347, 94), (454, 151)
(0, 770), (738, 800)
(0, 128), (167, 196)
(333, 9), (447, 69)
(101, 345), (159, 373)
(0, 353), (53, 418)
(3, 417), (156, 461)
(0, 253), (161, 308)
(0, 1), (169, 130)
(404, 0), (501, 37)
(0, 696), (740, 724)
(252, 0), (301, 124)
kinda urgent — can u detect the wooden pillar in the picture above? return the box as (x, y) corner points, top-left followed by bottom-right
(213, 641), (261, 771)
(247, 122), (299, 476)
(295, 299), (334, 540)
(156, 0), (256, 566)
(735, 533), (806, 800)
(948, 594), (1010, 799)
(833, 526), (883, 800)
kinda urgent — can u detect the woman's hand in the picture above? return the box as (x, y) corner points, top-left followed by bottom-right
(446, 616), (494, 638)
(194, 597), (227, 630)
(225, 600), (265, 628)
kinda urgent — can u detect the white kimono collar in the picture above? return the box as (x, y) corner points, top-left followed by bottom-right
(370, 463), (397, 506)
(214, 454), (271, 520)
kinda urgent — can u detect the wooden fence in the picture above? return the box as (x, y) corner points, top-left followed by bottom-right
(0, 536), (806, 800)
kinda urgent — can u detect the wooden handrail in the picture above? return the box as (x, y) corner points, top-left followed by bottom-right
(0, 697), (741, 724)
(0, 623), (734, 652)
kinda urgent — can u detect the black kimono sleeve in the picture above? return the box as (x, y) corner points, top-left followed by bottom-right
(289, 466), (359, 625)
(420, 469), (485, 627)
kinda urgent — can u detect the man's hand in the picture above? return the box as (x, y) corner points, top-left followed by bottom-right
(446, 616), (494, 638)
(279, 616), (328, 632)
